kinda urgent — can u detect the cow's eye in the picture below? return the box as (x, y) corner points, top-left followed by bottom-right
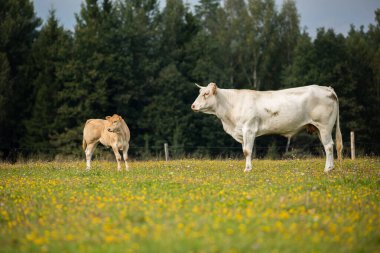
(204, 92), (209, 97)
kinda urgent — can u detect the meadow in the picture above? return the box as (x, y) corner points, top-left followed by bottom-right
(0, 158), (379, 253)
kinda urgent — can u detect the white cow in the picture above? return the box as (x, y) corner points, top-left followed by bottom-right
(191, 83), (343, 172)
(82, 114), (130, 171)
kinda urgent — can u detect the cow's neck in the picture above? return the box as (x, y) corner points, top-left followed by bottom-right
(214, 89), (237, 126)
(105, 122), (127, 142)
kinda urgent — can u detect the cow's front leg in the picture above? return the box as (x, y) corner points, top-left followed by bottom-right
(242, 129), (255, 172)
(111, 145), (122, 171)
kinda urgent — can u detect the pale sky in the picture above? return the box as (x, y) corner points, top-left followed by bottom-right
(33, 0), (380, 38)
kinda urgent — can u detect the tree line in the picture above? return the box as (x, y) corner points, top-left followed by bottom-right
(1, 0), (379, 161)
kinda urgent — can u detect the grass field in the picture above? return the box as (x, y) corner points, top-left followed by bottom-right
(0, 158), (379, 253)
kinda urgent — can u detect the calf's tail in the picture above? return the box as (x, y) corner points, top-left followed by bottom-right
(82, 120), (91, 151)
(82, 138), (87, 150)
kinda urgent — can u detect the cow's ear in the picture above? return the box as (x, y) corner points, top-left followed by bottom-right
(210, 83), (217, 95)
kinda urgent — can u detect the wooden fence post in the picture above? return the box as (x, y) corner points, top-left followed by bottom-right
(350, 131), (355, 160)
(164, 143), (169, 161)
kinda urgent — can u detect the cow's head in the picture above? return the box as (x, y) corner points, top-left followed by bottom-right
(191, 82), (218, 114)
(106, 114), (123, 133)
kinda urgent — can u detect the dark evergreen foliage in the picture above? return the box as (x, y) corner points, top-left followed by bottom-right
(1, 0), (379, 160)
(0, 0), (41, 160)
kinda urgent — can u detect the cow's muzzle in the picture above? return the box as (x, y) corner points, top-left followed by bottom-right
(191, 104), (198, 111)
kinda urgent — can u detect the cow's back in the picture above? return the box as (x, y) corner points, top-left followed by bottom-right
(253, 85), (338, 136)
(282, 85), (338, 121)
(83, 119), (107, 143)
(257, 85), (336, 114)
(120, 119), (131, 142)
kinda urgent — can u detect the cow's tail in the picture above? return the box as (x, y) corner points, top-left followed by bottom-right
(334, 93), (343, 165)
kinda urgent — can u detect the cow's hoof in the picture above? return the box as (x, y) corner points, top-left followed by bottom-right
(324, 167), (334, 173)
(244, 168), (252, 173)
(85, 167), (91, 171)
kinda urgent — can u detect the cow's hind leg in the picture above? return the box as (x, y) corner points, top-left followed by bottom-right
(85, 142), (97, 170)
(123, 144), (129, 171)
(112, 145), (122, 171)
(318, 128), (334, 172)
(242, 129), (255, 172)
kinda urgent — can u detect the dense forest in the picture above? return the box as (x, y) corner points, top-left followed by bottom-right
(0, 0), (379, 161)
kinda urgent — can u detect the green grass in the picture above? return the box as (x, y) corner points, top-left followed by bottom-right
(0, 158), (379, 253)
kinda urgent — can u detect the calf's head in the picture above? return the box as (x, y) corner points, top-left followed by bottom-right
(191, 82), (218, 114)
(106, 114), (123, 133)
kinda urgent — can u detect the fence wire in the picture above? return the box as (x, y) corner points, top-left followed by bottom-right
(0, 141), (379, 162)
(0, 142), (379, 152)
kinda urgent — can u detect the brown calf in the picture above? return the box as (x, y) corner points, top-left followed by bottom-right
(82, 114), (130, 171)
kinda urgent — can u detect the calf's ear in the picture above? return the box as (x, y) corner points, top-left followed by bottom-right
(105, 116), (111, 120)
(113, 114), (122, 119)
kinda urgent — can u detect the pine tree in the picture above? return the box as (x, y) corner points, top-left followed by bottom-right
(51, 0), (118, 154)
(116, 0), (160, 149)
(346, 11), (380, 153)
(51, 0), (161, 155)
(22, 10), (72, 155)
(191, 0), (229, 84)
(283, 28), (365, 154)
(140, 0), (204, 155)
(0, 0), (41, 159)
(282, 31), (315, 87)
(366, 9), (380, 152)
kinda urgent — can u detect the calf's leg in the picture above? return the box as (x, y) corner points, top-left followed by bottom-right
(85, 142), (97, 170)
(112, 145), (122, 171)
(123, 144), (129, 171)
